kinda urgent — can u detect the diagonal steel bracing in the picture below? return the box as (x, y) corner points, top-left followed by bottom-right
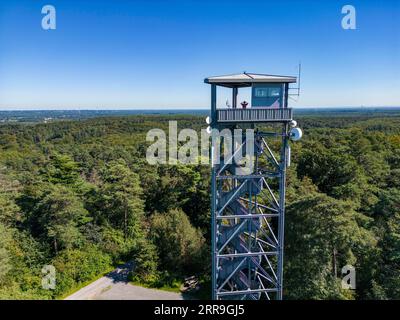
(211, 128), (289, 300)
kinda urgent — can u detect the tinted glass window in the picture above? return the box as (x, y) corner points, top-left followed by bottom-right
(254, 87), (281, 98)
(269, 87), (281, 97)
(255, 88), (268, 97)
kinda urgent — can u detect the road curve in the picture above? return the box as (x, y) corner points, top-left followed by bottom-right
(64, 263), (183, 300)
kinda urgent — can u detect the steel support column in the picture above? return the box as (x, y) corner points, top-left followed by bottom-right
(211, 126), (289, 300)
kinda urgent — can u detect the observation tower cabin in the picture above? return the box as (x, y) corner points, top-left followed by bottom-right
(204, 72), (296, 124)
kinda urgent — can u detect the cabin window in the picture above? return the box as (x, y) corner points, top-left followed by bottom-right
(255, 88), (268, 98)
(254, 87), (281, 98)
(252, 84), (283, 108)
(269, 87), (281, 97)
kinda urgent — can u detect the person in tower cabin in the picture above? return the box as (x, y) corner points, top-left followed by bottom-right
(240, 101), (248, 109)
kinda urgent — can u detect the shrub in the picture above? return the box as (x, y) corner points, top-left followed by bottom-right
(130, 238), (159, 284)
(51, 245), (112, 296)
(150, 209), (207, 275)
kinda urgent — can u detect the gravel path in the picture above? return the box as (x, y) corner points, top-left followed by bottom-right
(64, 263), (184, 300)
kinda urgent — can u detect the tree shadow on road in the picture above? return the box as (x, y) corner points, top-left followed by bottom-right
(104, 262), (193, 300)
(104, 262), (134, 284)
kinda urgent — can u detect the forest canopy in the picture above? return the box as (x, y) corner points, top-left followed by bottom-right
(0, 111), (399, 299)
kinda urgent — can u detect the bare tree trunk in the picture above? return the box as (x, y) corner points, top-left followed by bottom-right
(332, 247), (337, 277)
(124, 207), (127, 240)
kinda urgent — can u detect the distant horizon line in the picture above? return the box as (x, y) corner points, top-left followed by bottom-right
(1, 106), (400, 112)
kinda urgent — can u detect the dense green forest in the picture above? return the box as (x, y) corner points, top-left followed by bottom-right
(0, 112), (399, 299)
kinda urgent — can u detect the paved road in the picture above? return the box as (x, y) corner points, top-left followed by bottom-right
(65, 263), (184, 300)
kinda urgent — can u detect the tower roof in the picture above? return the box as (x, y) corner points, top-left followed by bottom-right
(204, 72), (297, 88)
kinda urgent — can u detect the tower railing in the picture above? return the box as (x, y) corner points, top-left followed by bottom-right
(217, 108), (292, 123)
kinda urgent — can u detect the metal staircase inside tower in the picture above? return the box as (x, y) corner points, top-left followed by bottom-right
(213, 132), (284, 300)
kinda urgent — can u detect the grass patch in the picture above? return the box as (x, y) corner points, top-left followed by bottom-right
(130, 280), (183, 293)
(130, 275), (211, 299)
(57, 265), (116, 300)
(100, 285), (112, 294)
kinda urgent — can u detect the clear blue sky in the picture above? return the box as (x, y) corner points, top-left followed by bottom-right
(0, 0), (399, 109)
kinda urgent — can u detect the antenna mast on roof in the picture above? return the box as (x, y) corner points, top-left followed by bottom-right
(289, 62), (302, 98)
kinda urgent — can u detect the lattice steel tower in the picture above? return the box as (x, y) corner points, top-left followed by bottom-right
(205, 72), (302, 300)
